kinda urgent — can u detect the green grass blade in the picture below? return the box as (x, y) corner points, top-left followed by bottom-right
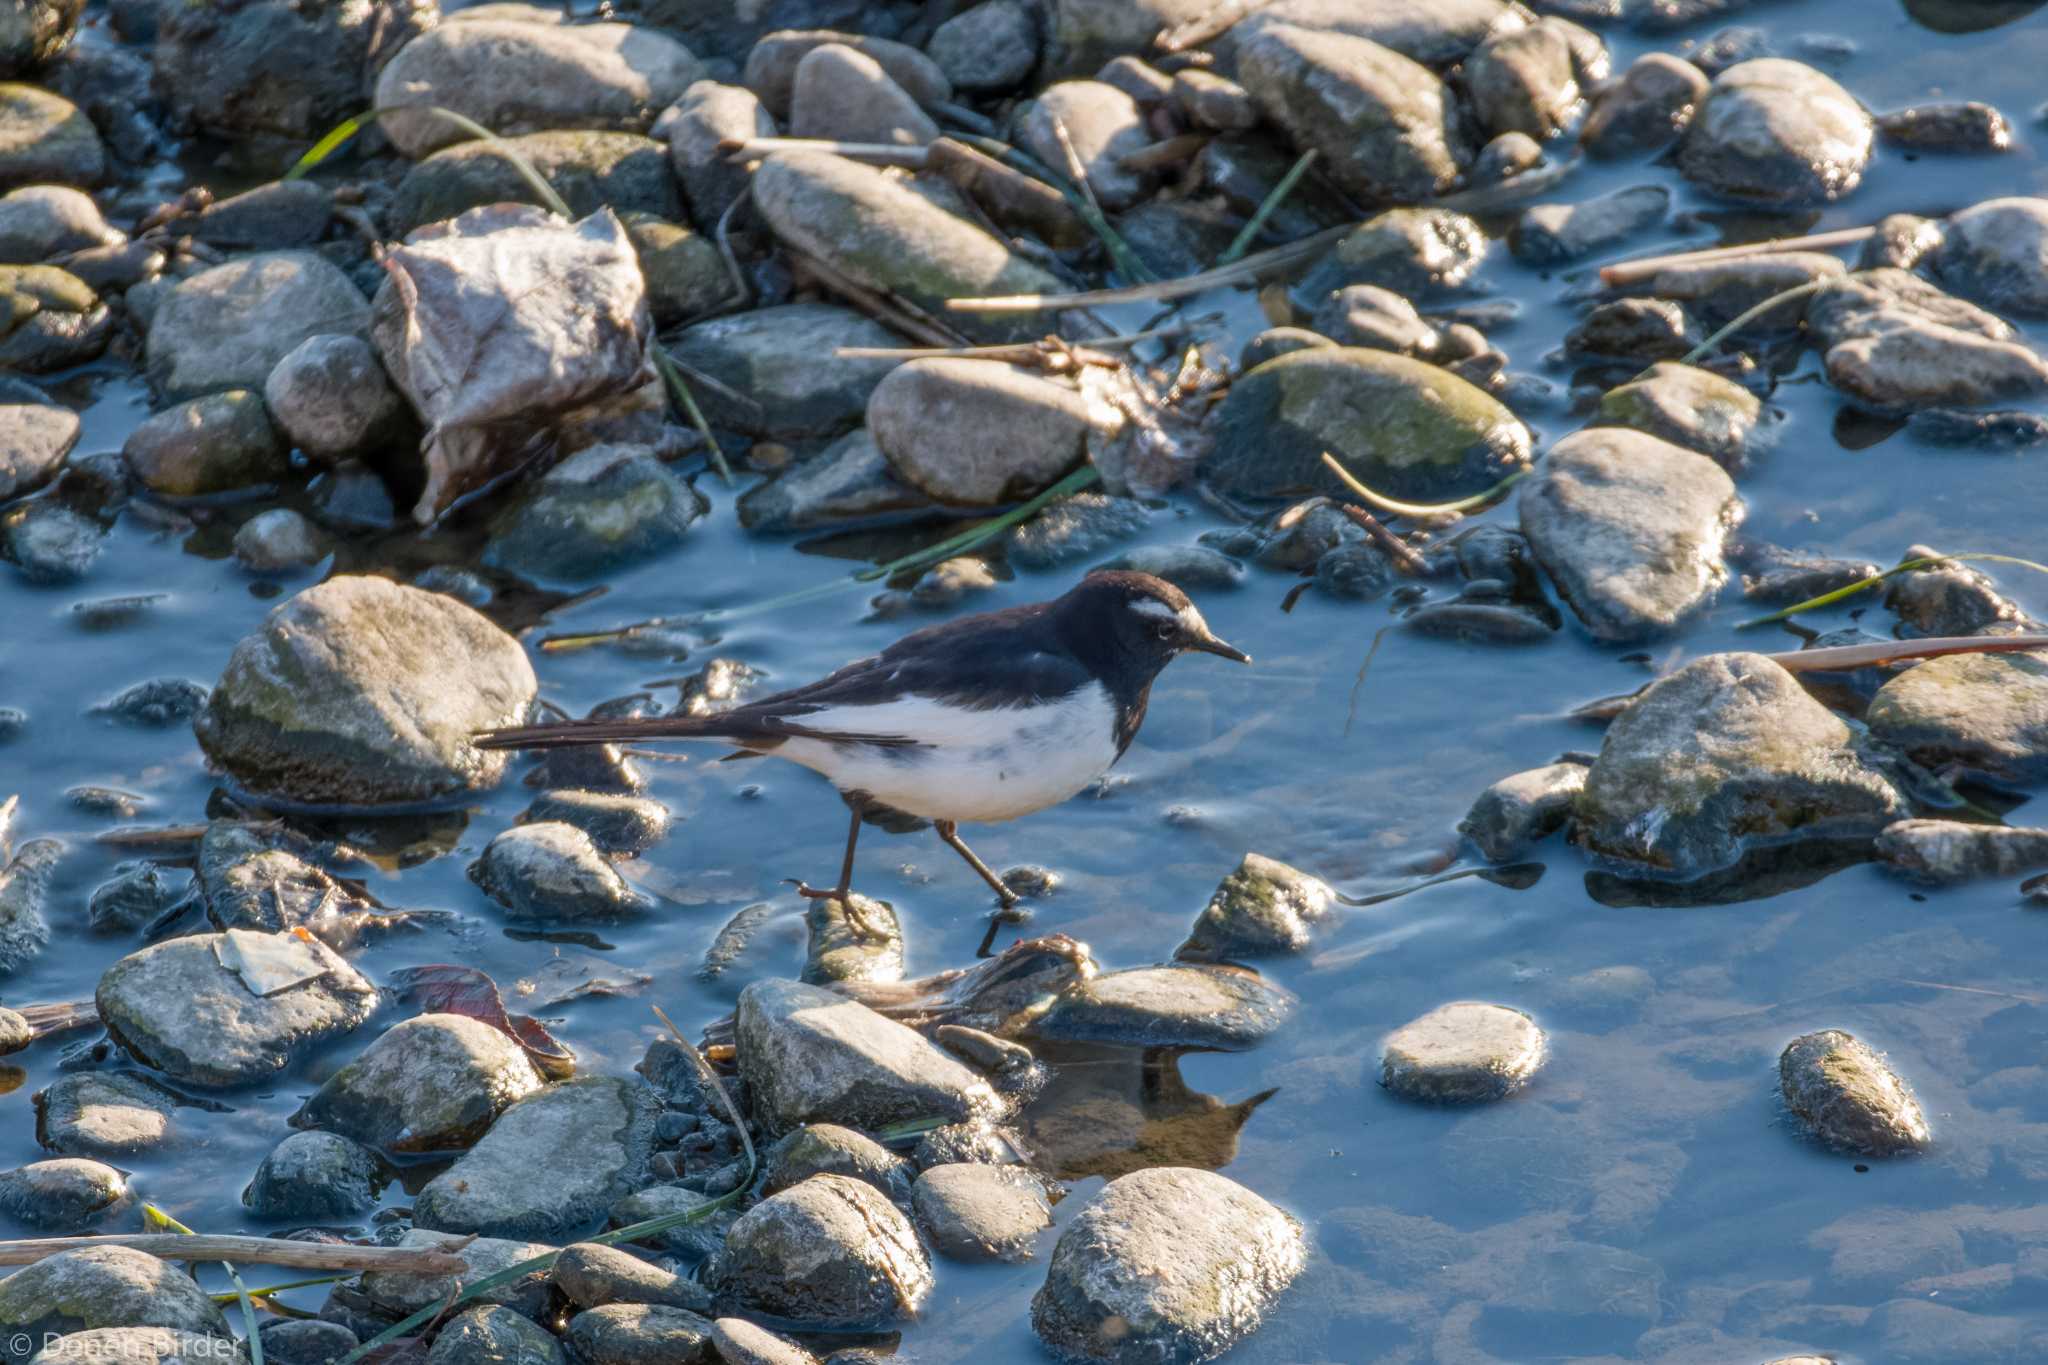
(1320, 452), (1530, 517)
(1215, 150), (1316, 268)
(653, 347), (733, 488)
(1737, 551), (2048, 629)
(285, 107), (571, 218)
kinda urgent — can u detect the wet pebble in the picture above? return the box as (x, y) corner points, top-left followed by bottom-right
(427, 1306), (565, 1365)
(761, 1123), (912, 1201)
(1933, 196), (2048, 318)
(912, 1162), (1052, 1263)
(744, 31), (949, 117)
(290, 1013), (544, 1153)
(1594, 360), (1764, 472)
(1883, 546), (2029, 635)
(243, 1130), (383, 1220)
(1459, 761), (1587, 862)
(1290, 207), (1489, 306)
(1032, 1166), (1302, 1364)
(0, 1157), (127, 1229)
(801, 893), (904, 986)
(3, 498), (102, 583)
(565, 1304), (714, 1365)
(145, 251), (369, 402)
(1018, 81), (1154, 210)
(1580, 51), (1709, 156)
(485, 444), (708, 582)
(34, 1070), (178, 1156)
(1677, 58), (1871, 204)
(868, 358), (1094, 506)
(1511, 184), (1669, 265)
(1876, 819), (2048, 885)
(1865, 648), (2048, 782)
(263, 333), (407, 463)
(349, 1231), (558, 1321)
(470, 822), (652, 922)
(928, 1), (1039, 93)
(1805, 268), (2048, 409)
(0, 86), (102, 189)
(1382, 1001), (1546, 1103)
(551, 1241), (713, 1315)
(1466, 18), (1591, 140)
(1033, 963), (1296, 1050)
(736, 430), (931, 533)
(1310, 284), (1440, 357)
(1876, 100), (2011, 152)
(736, 977), (999, 1132)
(711, 1173), (933, 1326)
(0, 391), (77, 502)
(0, 1246), (232, 1351)
(0, 184), (116, 263)
(790, 43), (938, 147)
(661, 81), (773, 232)
(89, 678), (207, 728)
(1779, 1029), (1930, 1156)
(232, 509), (330, 574)
(0, 836), (56, 973)
(1176, 852), (1336, 961)
(607, 1185), (735, 1262)
(710, 1319), (816, 1365)
(520, 790), (671, 856)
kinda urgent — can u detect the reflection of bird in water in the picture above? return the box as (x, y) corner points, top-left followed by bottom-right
(1019, 1043), (1279, 1182)
(473, 572), (1249, 931)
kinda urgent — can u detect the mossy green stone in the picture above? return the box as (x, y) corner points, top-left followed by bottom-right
(391, 132), (680, 236)
(1209, 346), (1531, 501)
(0, 83), (103, 189)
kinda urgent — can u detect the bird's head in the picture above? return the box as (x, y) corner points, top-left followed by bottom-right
(1063, 571), (1251, 670)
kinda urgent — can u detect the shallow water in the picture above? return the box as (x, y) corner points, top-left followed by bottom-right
(8, 0), (2048, 1361)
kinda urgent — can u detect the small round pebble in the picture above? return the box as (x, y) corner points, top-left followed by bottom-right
(1779, 1029), (1931, 1156)
(912, 1162), (1053, 1263)
(1380, 1001), (1546, 1103)
(232, 508), (330, 572)
(0, 1006), (31, 1055)
(710, 1318), (818, 1365)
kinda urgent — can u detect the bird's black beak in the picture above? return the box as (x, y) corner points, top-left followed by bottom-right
(1190, 634), (1252, 664)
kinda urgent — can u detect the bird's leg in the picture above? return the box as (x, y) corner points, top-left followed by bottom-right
(790, 807), (888, 941)
(935, 819), (1021, 911)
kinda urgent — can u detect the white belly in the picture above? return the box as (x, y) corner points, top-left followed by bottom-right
(772, 683), (1121, 823)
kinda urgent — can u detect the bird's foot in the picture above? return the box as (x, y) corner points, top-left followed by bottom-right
(785, 879), (890, 942)
(786, 878), (846, 903)
(974, 901), (1033, 959)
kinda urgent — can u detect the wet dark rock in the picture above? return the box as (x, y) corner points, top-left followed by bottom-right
(1197, 134), (1352, 240)
(1033, 963), (1296, 1050)
(792, 43), (938, 146)
(0, 395), (77, 502)
(29, 1331), (239, 1365)
(374, 12), (703, 157)
(1210, 347), (1531, 502)
(1290, 208), (1489, 307)
(1381, 1001), (1546, 1103)
(1580, 51), (1709, 156)
(1111, 199), (1239, 280)
(0, 835), (55, 973)
(661, 82), (774, 232)
(1934, 197), (2048, 319)
(1239, 326), (1333, 371)
(2, 498), (100, 582)
(760, 1123), (912, 1201)
(1018, 81), (1153, 212)
(88, 678), (207, 727)
(737, 430), (931, 532)
(243, 1130), (383, 1219)
(929, 1), (1038, 93)
(0, 1157), (126, 1228)
(484, 443), (707, 581)
(1884, 547), (2029, 635)
(564, 1304), (715, 1365)
(1877, 101), (2011, 152)
(711, 1173), (933, 1326)
(912, 1163), (1051, 1263)
(427, 1306), (565, 1365)
(1520, 428), (1739, 641)
(34, 1071), (178, 1156)
(196, 575), (536, 807)
(188, 181), (332, 251)
(308, 460), (397, 532)
(1201, 497), (1361, 572)
(121, 391), (286, 497)
(743, 30), (949, 117)
(1460, 761), (1587, 862)
(1779, 1029), (1930, 1156)
(264, 334), (407, 463)
(1466, 18), (1589, 140)
(1309, 284), (1440, 357)
(1237, 23), (1468, 202)
(910, 1119), (1035, 1170)
(40, 40), (159, 164)
(1176, 852), (1335, 961)
(1511, 184), (1669, 265)
(415, 1076), (656, 1238)
(1907, 406), (2048, 448)
(1171, 68), (1257, 130)
(1032, 1166), (1302, 1364)
(1866, 649), (2048, 781)
(801, 893), (903, 985)
(1594, 360), (1763, 472)
(521, 790), (671, 856)
(735, 977), (999, 1133)
(1576, 653), (1906, 878)
(869, 358), (1091, 506)
(0, 85), (103, 188)
(1470, 130), (1546, 185)
(607, 1185), (735, 1261)
(1094, 544), (1245, 592)
(667, 303), (903, 439)
(709, 1319), (815, 1365)
(551, 1242), (712, 1315)
(1731, 541), (1882, 605)
(0, 264), (107, 372)
(146, 251), (370, 402)
(471, 822), (651, 922)
(97, 931), (377, 1088)
(0, 0), (81, 77)
(624, 214), (730, 325)
(1004, 492), (1148, 569)
(354, 1230), (558, 1320)
(258, 1320), (357, 1365)
(196, 824), (367, 937)
(291, 1012), (542, 1152)
(934, 1025), (1037, 1077)
(1676, 58), (1872, 205)
(232, 509), (331, 573)
(0, 1246), (232, 1354)
(1404, 596), (1555, 642)
(391, 131), (680, 236)
(1805, 268), (2048, 409)
(153, 0), (431, 140)
(0, 185), (114, 264)
(1876, 819), (2048, 885)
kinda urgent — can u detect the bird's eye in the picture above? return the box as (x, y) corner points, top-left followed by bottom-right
(1152, 623), (1175, 642)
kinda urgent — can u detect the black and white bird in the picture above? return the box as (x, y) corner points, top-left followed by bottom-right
(472, 571), (1250, 921)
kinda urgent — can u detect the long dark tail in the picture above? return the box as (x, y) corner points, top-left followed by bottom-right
(471, 715), (742, 751)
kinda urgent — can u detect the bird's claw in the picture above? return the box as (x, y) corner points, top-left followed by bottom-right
(785, 878), (889, 942)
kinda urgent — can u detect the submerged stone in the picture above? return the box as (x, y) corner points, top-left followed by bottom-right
(1779, 1029), (1930, 1156)
(484, 444), (707, 582)
(1459, 761), (1587, 862)
(1875, 819), (2048, 885)
(34, 1071), (179, 1157)
(0, 1157), (127, 1229)
(243, 1130), (384, 1220)
(1380, 1001), (1546, 1103)
(470, 822), (652, 922)
(1032, 963), (1296, 1050)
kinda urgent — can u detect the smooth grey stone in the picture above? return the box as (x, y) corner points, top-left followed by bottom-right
(87, 678), (206, 727)
(1576, 653), (1907, 878)
(1095, 544), (1246, 592)
(1876, 100), (2011, 152)
(1581, 50), (1709, 156)
(0, 1157), (127, 1228)
(1644, 250), (1845, 324)
(0, 185), (112, 263)
(662, 81), (774, 232)
(232, 509), (331, 574)
(668, 304), (905, 439)
(95, 932), (377, 1089)
(1676, 57), (1872, 205)
(789, 43), (937, 146)
(1380, 1001), (1546, 1103)
(145, 251), (369, 402)
(1511, 184), (1669, 264)
(1883, 545), (2030, 636)
(189, 181), (332, 250)
(1031, 1167), (1302, 1363)
(34, 1071), (179, 1157)
(1031, 963), (1296, 1049)
(121, 391), (285, 497)
(389, 131), (679, 236)
(426, 1305), (565, 1365)
(1458, 762), (1586, 862)
(1465, 18), (1587, 139)
(759, 1123), (912, 1201)
(711, 1174), (932, 1326)
(551, 1242), (712, 1314)
(709, 1319), (815, 1365)
(742, 30), (948, 118)
(470, 822), (651, 922)
(1805, 267), (2048, 409)
(0, 84), (103, 189)
(1780, 1029), (1930, 1156)
(153, 0), (430, 139)
(1934, 196), (2048, 318)
(1866, 648), (2048, 782)
(912, 1163), (1051, 1263)
(1310, 284), (1440, 356)
(0, 396), (77, 501)
(737, 431), (931, 533)
(290, 1013), (543, 1152)
(263, 333), (406, 463)
(521, 790), (672, 856)
(0, 836), (55, 974)
(355, 1231), (558, 1320)
(565, 1304), (714, 1365)
(1593, 360), (1763, 472)
(1003, 492), (1148, 569)
(1228, 0), (1523, 69)
(928, 1), (1038, 92)
(257, 1320), (356, 1365)
(243, 1130), (383, 1219)
(1566, 297), (1699, 360)
(0, 1247), (231, 1360)
(1017, 80), (1154, 210)
(484, 444), (708, 582)
(1876, 819), (2048, 885)
(868, 358), (1093, 506)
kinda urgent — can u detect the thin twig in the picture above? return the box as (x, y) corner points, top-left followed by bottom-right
(790, 249), (970, 347)
(1320, 452), (1532, 519)
(1215, 149), (1317, 267)
(1676, 281), (1828, 367)
(948, 224), (1348, 312)
(718, 137), (927, 167)
(1336, 504), (1428, 575)
(0, 1235), (474, 1273)
(948, 133), (1156, 284)
(1598, 225), (1879, 288)
(1117, 133), (1211, 173)
(712, 189), (751, 312)
(1157, 0), (1273, 51)
(832, 318), (1213, 366)
(1765, 633), (2048, 673)
(652, 348), (733, 487)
